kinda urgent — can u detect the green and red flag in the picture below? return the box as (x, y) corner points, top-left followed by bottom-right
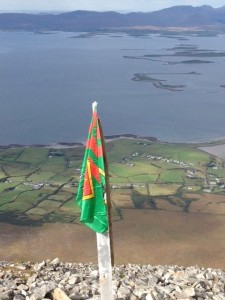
(76, 102), (108, 233)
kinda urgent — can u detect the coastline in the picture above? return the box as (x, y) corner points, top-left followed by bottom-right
(1, 134), (225, 149)
(0, 141), (84, 150)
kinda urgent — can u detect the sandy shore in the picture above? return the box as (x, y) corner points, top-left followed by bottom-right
(45, 143), (83, 149)
(199, 143), (225, 159)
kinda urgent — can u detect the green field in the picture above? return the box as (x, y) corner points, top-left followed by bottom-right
(0, 138), (225, 225)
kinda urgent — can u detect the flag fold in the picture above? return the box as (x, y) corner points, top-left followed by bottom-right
(76, 103), (108, 233)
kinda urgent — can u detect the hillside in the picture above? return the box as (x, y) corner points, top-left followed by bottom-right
(1, 139), (225, 267)
(0, 5), (225, 31)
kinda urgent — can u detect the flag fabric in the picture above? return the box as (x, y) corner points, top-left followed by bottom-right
(76, 102), (108, 233)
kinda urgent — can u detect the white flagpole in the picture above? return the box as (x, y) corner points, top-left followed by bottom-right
(96, 231), (113, 300)
(93, 101), (114, 300)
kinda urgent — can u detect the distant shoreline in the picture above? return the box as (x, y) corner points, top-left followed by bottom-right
(0, 142), (83, 150)
(1, 134), (225, 149)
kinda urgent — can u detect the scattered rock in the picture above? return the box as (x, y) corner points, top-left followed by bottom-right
(0, 260), (224, 299)
(52, 288), (71, 300)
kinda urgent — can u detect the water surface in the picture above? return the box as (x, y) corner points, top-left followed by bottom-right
(0, 31), (225, 144)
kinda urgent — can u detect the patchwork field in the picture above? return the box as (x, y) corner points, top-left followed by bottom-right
(0, 138), (225, 266)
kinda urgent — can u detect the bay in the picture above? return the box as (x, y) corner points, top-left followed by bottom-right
(0, 30), (225, 145)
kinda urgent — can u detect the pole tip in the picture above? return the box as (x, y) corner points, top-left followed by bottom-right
(92, 101), (98, 112)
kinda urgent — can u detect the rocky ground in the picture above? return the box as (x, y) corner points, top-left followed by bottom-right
(0, 258), (225, 300)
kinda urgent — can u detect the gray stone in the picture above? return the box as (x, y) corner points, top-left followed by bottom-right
(13, 295), (25, 300)
(15, 266), (26, 271)
(29, 283), (56, 300)
(145, 292), (155, 300)
(68, 275), (81, 285)
(51, 288), (71, 300)
(132, 288), (148, 299)
(27, 274), (37, 286)
(17, 285), (29, 292)
(51, 258), (60, 267)
(117, 286), (132, 299)
(212, 283), (222, 293)
(212, 294), (225, 300)
(89, 270), (98, 279)
(130, 294), (139, 300)
(175, 287), (196, 299)
(33, 261), (46, 272)
(0, 290), (14, 300)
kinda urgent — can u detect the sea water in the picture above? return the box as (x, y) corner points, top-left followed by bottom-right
(0, 31), (225, 144)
